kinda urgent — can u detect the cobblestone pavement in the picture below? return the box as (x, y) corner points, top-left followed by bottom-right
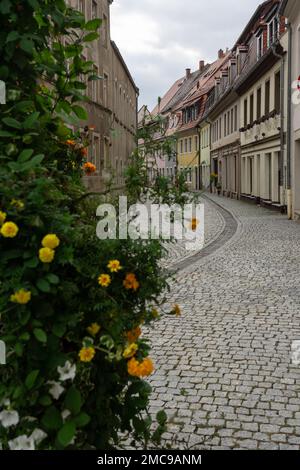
(161, 195), (225, 269)
(146, 193), (300, 450)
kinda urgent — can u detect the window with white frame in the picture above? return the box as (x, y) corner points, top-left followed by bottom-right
(268, 16), (278, 46)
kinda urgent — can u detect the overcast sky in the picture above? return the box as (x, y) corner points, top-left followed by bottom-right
(110, 0), (263, 111)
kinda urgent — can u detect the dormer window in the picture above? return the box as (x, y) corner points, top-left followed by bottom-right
(257, 34), (263, 59)
(268, 16), (278, 46)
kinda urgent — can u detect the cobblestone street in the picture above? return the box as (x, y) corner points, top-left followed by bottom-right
(147, 194), (300, 450)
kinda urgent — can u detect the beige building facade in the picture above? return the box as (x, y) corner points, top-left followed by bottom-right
(280, 0), (300, 219)
(67, 1), (138, 190)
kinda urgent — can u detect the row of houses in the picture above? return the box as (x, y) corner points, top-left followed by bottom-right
(67, 0), (138, 191)
(139, 0), (300, 220)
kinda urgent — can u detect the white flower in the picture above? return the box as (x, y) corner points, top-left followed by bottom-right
(57, 361), (76, 382)
(31, 428), (47, 445)
(61, 409), (71, 421)
(0, 410), (19, 428)
(48, 381), (64, 400)
(8, 435), (35, 450)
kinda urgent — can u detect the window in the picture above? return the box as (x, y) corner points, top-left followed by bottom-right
(189, 137), (192, 152)
(257, 35), (263, 59)
(103, 73), (108, 108)
(184, 139), (188, 153)
(216, 121), (218, 141)
(268, 16), (278, 46)
(231, 108), (234, 134)
(224, 114), (227, 136)
(244, 98), (248, 126)
(265, 80), (270, 115)
(91, 0), (97, 19)
(275, 71), (281, 114)
(91, 66), (99, 102)
(219, 117), (222, 139)
(103, 14), (108, 48)
(195, 136), (198, 151)
(227, 111), (230, 135)
(180, 140), (183, 154)
(78, 0), (84, 13)
(234, 105), (238, 131)
(257, 88), (262, 120)
(250, 94), (254, 123)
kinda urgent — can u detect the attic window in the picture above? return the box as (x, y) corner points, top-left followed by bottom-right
(257, 34), (263, 59)
(268, 16), (278, 46)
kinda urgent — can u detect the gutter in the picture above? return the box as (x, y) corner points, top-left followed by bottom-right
(286, 21), (292, 218)
(271, 32), (285, 208)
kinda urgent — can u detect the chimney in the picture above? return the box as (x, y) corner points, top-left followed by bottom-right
(186, 68), (191, 79)
(199, 60), (205, 72)
(218, 49), (225, 59)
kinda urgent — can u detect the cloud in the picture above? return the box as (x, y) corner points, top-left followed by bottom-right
(110, 0), (263, 110)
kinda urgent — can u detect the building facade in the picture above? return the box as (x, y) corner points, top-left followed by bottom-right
(280, 0), (300, 219)
(234, 1), (286, 209)
(67, 0), (138, 190)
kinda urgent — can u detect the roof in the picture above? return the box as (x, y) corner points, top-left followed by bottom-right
(233, 1), (278, 48)
(162, 67), (208, 114)
(174, 55), (231, 111)
(111, 41), (139, 94)
(151, 77), (184, 116)
(279, 0), (288, 14)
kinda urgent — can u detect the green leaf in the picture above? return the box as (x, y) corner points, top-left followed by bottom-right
(72, 105), (87, 120)
(23, 112), (40, 129)
(20, 332), (30, 341)
(20, 38), (34, 54)
(47, 273), (60, 285)
(83, 32), (99, 42)
(74, 412), (90, 428)
(39, 395), (52, 406)
(15, 343), (24, 357)
(84, 19), (102, 31)
(0, 0), (12, 15)
(33, 328), (47, 343)
(156, 410), (167, 425)
(2, 117), (22, 129)
(65, 386), (82, 415)
(24, 257), (39, 268)
(52, 324), (66, 338)
(36, 279), (51, 293)
(25, 370), (39, 390)
(57, 422), (76, 447)
(18, 149), (34, 162)
(42, 406), (63, 431)
(0, 130), (14, 137)
(6, 31), (19, 43)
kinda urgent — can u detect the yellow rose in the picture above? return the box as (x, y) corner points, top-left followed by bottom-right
(0, 221), (19, 238)
(87, 323), (101, 336)
(10, 289), (31, 305)
(123, 343), (138, 359)
(42, 234), (60, 250)
(0, 211), (7, 225)
(39, 247), (55, 263)
(79, 347), (96, 363)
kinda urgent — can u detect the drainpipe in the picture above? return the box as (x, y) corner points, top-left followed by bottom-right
(197, 124), (202, 190)
(272, 34), (285, 210)
(286, 22), (292, 219)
